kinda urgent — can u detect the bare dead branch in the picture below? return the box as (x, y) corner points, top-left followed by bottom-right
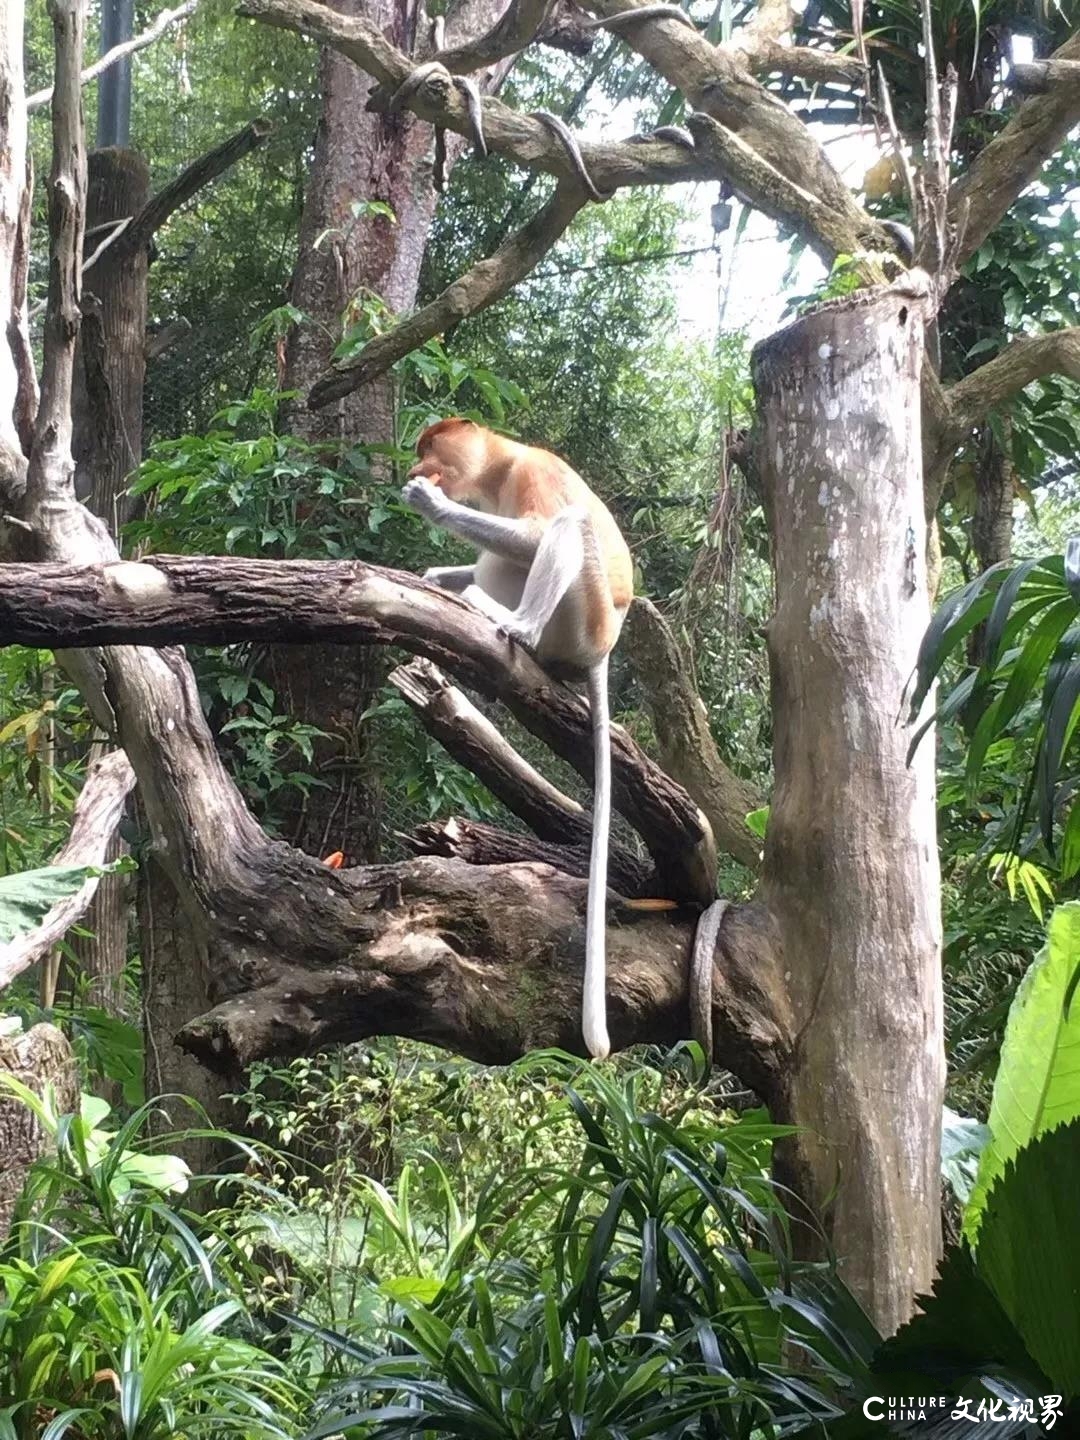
(0, 556), (717, 903)
(26, 0), (86, 515)
(27, 0), (199, 112)
(240, 0), (876, 264)
(175, 853), (788, 1094)
(406, 816), (658, 897)
(947, 327), (1080, 433)
(951, 30), (1080, 264)
(623, 598), (763, 871)
(308, 182), (584, 407)
(0, 751), (136, 986)
(1010, 57), (1080, 95)
(145, 317), (193, 361)
(389, 657), (587, 839)
(119, 118), (272, 258)
(436, 0), (555, 71)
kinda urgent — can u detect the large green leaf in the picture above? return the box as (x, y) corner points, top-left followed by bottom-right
(964, 902), (1080, 1242)
(978, 1120), (1080, 1395)
(0, 864), (118, 945)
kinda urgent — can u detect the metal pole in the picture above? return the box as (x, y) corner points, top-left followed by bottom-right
(97, 0), (134, 147)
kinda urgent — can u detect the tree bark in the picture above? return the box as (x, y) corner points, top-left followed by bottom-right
(753, 281), (944, 1337)
(72, 147), (149, 531)
(0, 1024), (79, 1239)
(261, 0), (515, 871)
(0, 0), (33, 495)
(0, 556), (716, 903)
(68, 147), (151, 1018)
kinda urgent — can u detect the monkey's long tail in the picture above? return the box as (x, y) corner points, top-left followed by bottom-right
(582, 656), (612, 1060)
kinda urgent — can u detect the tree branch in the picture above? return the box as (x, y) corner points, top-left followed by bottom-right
(0, 751), (136, 986)
(309, 182), (585, 407)
(26, 0), (199, 113)
(623, 599), (763, 871)
(405, 816), (658, 897)
(1009, 57), (1080, 95)
(0, 556), (716, 904)
(946, 327), (1080, 433)
(435, 0), (555, 71)
(950, 29), (1080, 264)
(389, 657), (587, 840)
(576, 0), (874, 257)
(118, 118), (272, 258)
(26, 0), (86, 515)
(175, 854), (789, 1097)
(239, 0), (704, 192)
(239, 0), (878, 265)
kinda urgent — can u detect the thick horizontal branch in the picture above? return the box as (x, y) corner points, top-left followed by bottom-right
(119, 118), (272, 257)
(240, 0), (705, 194)
(176, 853), (789, 1098)
(309, 183), (584, 407)
(947, 326), (1080, 433)
(27, 0), (199, 112)
(406, 815), (658, 897)
(624, 599), (763, 870)
(240, 0), (877, 264)
(0, 750), (136, 986)
(951, 29), (1080, 264)
(0, 556), (715, 902)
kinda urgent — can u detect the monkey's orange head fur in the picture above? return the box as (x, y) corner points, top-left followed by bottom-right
(410, 417), (490, 502)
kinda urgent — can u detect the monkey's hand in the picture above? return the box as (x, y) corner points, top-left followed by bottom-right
(401, 475), (445, 519)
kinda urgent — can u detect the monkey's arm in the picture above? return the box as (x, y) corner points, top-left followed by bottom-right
(402, 477), (542, 565)
(423, 565), (476, 592)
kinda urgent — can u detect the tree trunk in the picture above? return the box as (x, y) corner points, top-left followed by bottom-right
(0, 1024), (79, 1238)
(68, 149), (150, 1019)
(260, 0), (516, 868)
(261, 0), (439, 865)
(753, 283), (944, 1337)
(72, 147), (149, 530)
(138, 862), (240, 1165)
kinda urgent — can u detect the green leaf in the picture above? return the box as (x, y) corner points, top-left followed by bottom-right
(867, 1244), (1041, 1393)
(978, 1120), (1080, 1392)
(745, 806), (769, 839)
(909, 564), (1008, 719)
(981, 557), (1041, 674)
(1038, 657), (1080, 851)
(0, 863), (129, 944)
(964, 903), (1080, 1242)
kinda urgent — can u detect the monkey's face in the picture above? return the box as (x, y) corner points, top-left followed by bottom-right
(408, 425), (485, 503)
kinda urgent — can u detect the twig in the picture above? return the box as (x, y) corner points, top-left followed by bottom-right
(27, 0), (199, 112)
(308, 182), (585, 407)
(0, 751), (136, 986)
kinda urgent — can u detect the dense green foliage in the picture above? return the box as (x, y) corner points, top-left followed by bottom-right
(6, 0), (1080, 1432)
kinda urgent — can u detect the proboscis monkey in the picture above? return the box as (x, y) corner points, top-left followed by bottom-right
(403, 417), (632, 1060)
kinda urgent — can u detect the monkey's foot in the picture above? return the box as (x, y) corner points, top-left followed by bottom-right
(496, 618), (542, 651)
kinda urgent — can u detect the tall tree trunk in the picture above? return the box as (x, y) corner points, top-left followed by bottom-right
(261, 0), (508, 866)
(754, 286), (944, 1337)
(68, 148), (151, 1019)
